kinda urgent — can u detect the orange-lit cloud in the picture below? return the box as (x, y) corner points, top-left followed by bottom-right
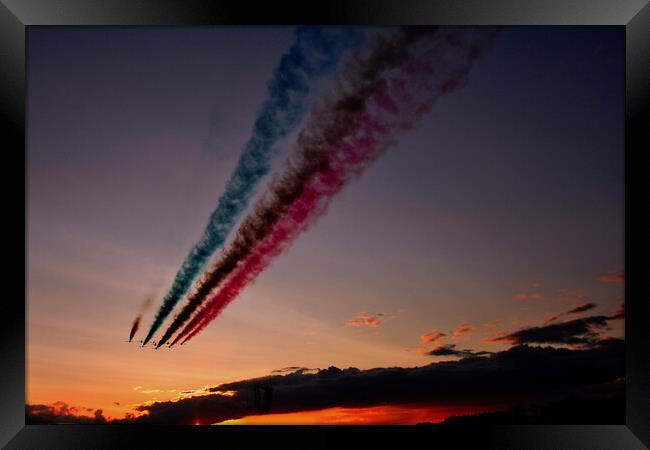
(598, 270), (624, 283)
(483, 330), (508, 343)
(346, 312), (384, 328)
(420, 330), (446, 345)
(452, 323), (472, 338)
(26, 401), (108, 424)
(137, 389), (179, 395)
(544, 314), (560, 324)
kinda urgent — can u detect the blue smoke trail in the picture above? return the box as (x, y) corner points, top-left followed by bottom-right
(143, 27), (364, 345)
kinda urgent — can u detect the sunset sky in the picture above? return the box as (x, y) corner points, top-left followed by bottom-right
(26, 26), (624, 424)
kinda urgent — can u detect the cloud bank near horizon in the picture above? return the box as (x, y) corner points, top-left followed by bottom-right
(27, 338), (623, 425)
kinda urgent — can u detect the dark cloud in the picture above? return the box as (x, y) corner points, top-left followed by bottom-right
(271, 367), (315, 375)
(490, 314), (613, 346)
(26, 402), (107, 424)
(546, 302), (597, 323)
(437, 380), (624, 425)
(427, 344), (491, 358)
(121, 339), (623, 424)
(567, 302), (597, 314)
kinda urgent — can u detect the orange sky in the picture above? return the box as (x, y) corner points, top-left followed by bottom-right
(26, 275), (624, 421)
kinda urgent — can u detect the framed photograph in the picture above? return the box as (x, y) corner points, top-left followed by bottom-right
(1, 1), (647, 448)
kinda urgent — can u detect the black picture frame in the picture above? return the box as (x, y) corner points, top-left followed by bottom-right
(1, 1), (647, 448)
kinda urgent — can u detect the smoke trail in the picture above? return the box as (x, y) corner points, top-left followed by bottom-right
(128, 317), (141, 342)
(128, 296), (154, 342)
(155, 27), (435, 348)
(142, 27), (364, 346)
(172, 27), (498, 346)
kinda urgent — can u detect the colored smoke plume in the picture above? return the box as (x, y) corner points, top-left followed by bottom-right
(156, 27), (434, 348)
(142, 27), (364, 346)
(173, 27), (497, 346)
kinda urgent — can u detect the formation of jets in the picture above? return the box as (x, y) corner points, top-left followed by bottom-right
(125, 339), (154, 346)
(125, 339), (179, 349)
(124, 339), (183, 350)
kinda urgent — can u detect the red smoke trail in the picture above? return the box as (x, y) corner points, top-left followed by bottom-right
(174, 28), (497, 345)
(171, 116), (392, 347)
(172, 161), (344, 346)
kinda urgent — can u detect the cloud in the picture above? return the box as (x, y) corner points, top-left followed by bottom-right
(420, 331), (446, 345)
(439, 380), (624, 425)
(488, 314), (615, 346)
(546, 302), (597, 323)
(452, 323), (472, 338)
(346, 312), (384, 328)
(26, 402), (107, 424)
(427, 344), (490, 358)
(271, 367), (315, 375)
(121, 339), (623, 424)
(420, 322), (474, 354)
(566, 303), (598, 314)
(598, 270), (624, 283)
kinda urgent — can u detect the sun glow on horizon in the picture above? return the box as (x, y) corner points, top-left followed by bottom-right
(216, 404), (501, 425)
